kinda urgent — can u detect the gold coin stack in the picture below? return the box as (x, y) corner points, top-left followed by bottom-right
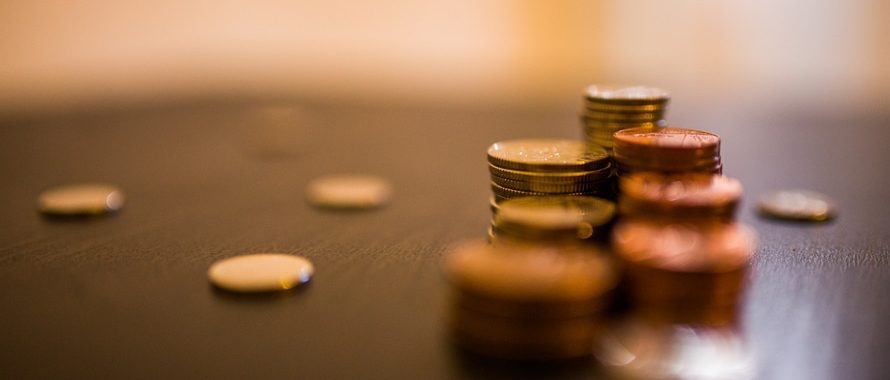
(612, 220), (756, 326)
(487, 139), (613, 203)
(489, 196), (616, 246)
(581, 85), (670, 151)
(612, 127), (722, 176)
(445, 241), (618, 360)
(618, 172), (743, 221)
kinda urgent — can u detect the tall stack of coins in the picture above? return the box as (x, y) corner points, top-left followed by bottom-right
(618, 173), (743, 221)
(489, 196), (616, 245)
(581, 85), (670, 151)
(487, 139), (613, 202)
(613, 127), (722, 175)
(445, 241), (617, 360)
(612, 220), (756, 326)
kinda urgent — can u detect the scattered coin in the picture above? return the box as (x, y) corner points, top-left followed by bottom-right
(208, 253), (314, 293)
(757, 190), (835, 222)
(37, 183), (124, 216)
(306, 175), (392, 209)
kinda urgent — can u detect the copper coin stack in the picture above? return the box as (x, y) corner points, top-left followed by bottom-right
(489, 195), (616, 246)
(581, 85), (670, 151)
(612, 220), (757, 326)
(618, 172), (743, 221)
(487, 139), (613, 203)
(612, 127), (722, 176)
(445, 241), (618, 360)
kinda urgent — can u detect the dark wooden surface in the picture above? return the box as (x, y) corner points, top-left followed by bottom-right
(0, 103), (888, 379)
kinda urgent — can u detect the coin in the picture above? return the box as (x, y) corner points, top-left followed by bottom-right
(584, 85), (670, 105)
(613, 127), (721, 174)
(488, 163), (612, 184)
(757, 190), (835, 222)
(612, 220), (756, 274)
(306, 174), (392, 209)
(487, 139), (609, 172)
(490, 175), (611, 193)
(490, 181), (600, 200)
(619, 173), (742, 219)
(445, 241), (617, 303)
(208, 253), (314, 292)
(37, 183), (124, 216)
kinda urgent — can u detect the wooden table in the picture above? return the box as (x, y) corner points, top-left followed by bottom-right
(1, 103), (888, 379)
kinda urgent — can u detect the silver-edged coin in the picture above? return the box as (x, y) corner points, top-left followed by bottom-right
(757, 190), (835, 222)
(208, 253), (314, 292)
(37, 183), (124, 216)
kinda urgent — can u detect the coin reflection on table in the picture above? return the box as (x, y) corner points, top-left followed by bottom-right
(208, 253), (314, 293)
(37, 183), (124, 216)
(306, 174), (392, 210)
(757, 189), (835, 222)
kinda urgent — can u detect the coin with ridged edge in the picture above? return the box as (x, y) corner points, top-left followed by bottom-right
(491, 175), (612, 194)
(487, 139), (609, 173)
(489, 163), (612, 184)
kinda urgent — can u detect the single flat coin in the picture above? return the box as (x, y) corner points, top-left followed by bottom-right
(307, 174), (392, 209)
(487, 139), (609, 172)
(757, 190), (835, 222)
(37, 183), (124, 215)
(208, 253), (314, 292)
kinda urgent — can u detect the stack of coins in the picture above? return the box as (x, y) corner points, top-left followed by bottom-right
(445, 241), (617, 360)
(487, 139), (613, 202)
(618, 173), (743, 221)
(489, 196), (616, 245)
(613, 127), (722, 175)
(581, 85), (670, 151)
(612, 220), (756, 326)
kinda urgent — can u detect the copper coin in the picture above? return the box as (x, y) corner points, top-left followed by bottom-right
(613, 127), (720, 161)
(619, 173), (742, 219)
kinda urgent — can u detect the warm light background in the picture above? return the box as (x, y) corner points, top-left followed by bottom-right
(2, 0), (888, 115)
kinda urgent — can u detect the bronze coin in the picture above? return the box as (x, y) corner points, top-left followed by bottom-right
(619, 173), (742, 219)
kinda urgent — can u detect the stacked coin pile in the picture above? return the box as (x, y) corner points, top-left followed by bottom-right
(445, 241), (617, 360)
(487, 139), (613, 202)
(581, 85), (670, 151)
(613, 127), (722, 175)
(612, 220), (756, 326)
(619, 172), (743, 221)
(489, 196), (616, 246)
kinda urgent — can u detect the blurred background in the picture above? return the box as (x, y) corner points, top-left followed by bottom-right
(2, 0), (888, 117)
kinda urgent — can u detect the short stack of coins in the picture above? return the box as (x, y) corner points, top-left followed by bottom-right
(487, 139), (613, 203)
(489, 195), (616, 246)
(611, 220), (756, 326)
(581, 85), (670, 151)
(613, 127), (722, 176)
(445, 241), (618, 360)
(618, 172), (743, 221)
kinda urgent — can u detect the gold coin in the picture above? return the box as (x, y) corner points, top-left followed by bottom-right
(757, 190), (835, 222)
(208, 253), (314, 293)
(490, 175), (612, 194)
(37, 183), (124, 216)
(498, 195), (616, 228)
(445, 241), (618, 302)
(306, 174), (392, 209)
(487, 139), (609, 172)
(488, 163), (612, 184)
(490, 181), (597, 199)
(584, 84), (670, 105)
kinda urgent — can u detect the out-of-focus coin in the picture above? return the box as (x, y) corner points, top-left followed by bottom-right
(619, 173), (742, 219)
(613, 221), (756, 273)
(757, 190), (835, 222)
(497, 196), (616, 231)
(487, 139), (609, 172)
(37, 183), (124, 216)
(445, 241), (617, 303)
(306, 174), (392, 209)
(208, 253), (314, 292)
(584, 85), (670, 105)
